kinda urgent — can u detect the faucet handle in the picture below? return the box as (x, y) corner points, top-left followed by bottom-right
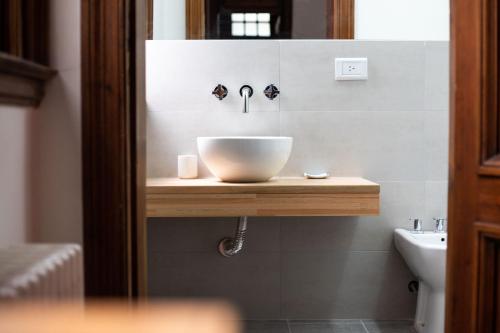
(264, 84), (280, 100)
(433, 218), (447, 233)
(410, 218), (423, 233)
(212, 84), (228, 100)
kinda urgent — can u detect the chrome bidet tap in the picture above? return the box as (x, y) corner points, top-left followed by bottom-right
(410, 218), (423, 233)
(434, 218), (447, 233)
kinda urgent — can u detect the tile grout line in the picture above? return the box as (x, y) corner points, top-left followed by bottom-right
(360, 319), (370, 333)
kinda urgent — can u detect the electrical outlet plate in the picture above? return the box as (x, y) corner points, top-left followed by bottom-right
(335, 58), (368, 81)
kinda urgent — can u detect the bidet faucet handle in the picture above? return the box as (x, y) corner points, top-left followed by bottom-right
(410, 218), (423, 232)
(264, 84), (280, 100)
(434, 218), (447, 233)
(212, 84), (228, 100)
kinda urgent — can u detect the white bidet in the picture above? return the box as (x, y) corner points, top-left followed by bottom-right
(394, 228), (447, 333)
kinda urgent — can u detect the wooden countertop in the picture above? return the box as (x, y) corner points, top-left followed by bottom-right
(147, 177), (380, 194)
(146, 177), (380, 217)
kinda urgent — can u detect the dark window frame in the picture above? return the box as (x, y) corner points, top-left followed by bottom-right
(146, 0), (354, 40)
(0, 0), (55, 107)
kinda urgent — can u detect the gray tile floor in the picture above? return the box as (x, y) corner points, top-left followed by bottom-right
(243, 320), (416, 333)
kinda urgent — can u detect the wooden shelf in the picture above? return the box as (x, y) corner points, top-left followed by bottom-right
(147, 177), (380, 217)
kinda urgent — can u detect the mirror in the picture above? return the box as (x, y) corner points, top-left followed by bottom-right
(148, 0), (449, 41)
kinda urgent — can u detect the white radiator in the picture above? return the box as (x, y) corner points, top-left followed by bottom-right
(0, 244), (83, 301)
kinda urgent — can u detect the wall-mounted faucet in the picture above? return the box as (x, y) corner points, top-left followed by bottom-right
(213, 84), (277, 113)
(239, 85), (253, 113)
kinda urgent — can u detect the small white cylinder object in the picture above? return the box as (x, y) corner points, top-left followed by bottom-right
(178, 155), (198, 179)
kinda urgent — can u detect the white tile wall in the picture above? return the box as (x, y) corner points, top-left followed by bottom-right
(424, 110), (449, 181)
(279, 111), (426, 180)
(146, 40), (449, 320)
(279, 41), (426, 112)
(424, 42), (450, 111)
(424, 181), (449, 230)
(147, 41), (280, 113)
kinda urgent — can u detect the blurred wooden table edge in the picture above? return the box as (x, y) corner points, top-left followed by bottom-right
(0, 300), (241, 333)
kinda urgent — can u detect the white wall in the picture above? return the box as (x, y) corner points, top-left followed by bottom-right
(145, 40), (449, 319)
(154, 0), (186, 40)
(355, 0), (450, 40)
(0, 106), (33, 246)
(31, 0), (82, 244)
(0, 0), (82, 247)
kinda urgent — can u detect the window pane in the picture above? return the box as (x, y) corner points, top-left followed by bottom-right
(258, 23), (271, 37)
(257, 13), (271, 22)
(245, 22), (257, 36)
(231, 13), (244, 22)
(244, 13), (257, 22)
(232, 23), (244, 36)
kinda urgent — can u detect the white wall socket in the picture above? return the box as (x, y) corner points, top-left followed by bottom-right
(335, 58), (368, 80)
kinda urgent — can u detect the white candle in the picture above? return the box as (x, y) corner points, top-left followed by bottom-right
(178, 155), (198, 179)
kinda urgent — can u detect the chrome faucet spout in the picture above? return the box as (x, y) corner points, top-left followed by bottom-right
(239, 85), (253, 113)
(243, 89), (250, 113)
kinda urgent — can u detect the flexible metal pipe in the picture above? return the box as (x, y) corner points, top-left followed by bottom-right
(218, 216), (248, 257)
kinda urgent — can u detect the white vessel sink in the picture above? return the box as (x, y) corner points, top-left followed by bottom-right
(197, 136), (293, 182)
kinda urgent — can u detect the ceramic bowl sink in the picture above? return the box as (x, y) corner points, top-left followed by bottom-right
(197, 136), (293, 182)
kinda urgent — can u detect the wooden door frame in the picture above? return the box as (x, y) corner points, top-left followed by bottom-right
(147, 0), (154, 40)
(186, 0), (205, 39)
(83, 0), (352, 301)
(447, 0), (500, 331)
(328, 0), (354, 39)
(81, 0), (147, 298)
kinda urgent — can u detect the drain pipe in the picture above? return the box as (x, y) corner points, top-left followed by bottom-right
(218, 216), (248, 257)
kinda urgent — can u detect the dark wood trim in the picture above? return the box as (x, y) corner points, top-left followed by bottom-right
(480, 0), (500, 170)
(186, 0), (205, 39)
(0, 0), (49, 65)
(82, 0), (146, 298)
(147, 0), (354, 40)
(0, 0), (52, 106)
(0, 53), (53, 80)
(446, 0), (481, 328)
(0, 52), (55, 106)
(475, 222), (500, 333)
(447, 0), (500, 330)
(146, 0), (153, 39)
(134, 0), (148, 298)
(328, 0), (355, 39)
(0, 0), (23, 57)
(22, 0), (49, 65)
